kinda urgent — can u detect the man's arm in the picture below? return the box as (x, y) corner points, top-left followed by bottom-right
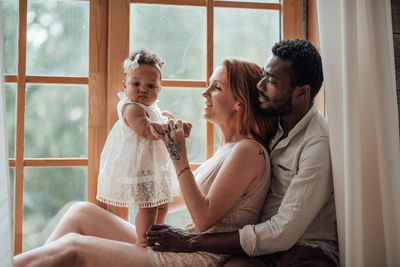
(240, 137), (334, 256)
(146, 224), (246, 255)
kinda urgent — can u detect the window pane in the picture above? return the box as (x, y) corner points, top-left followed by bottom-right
(25, 84), (88, 158)
(5, 83), (16, 158)
(157, 88), (206, 162)
(130, 4), (206, 80)
(26, 0), (89, 76)
(214, 8), (280, 67)
(1, 0), (18, 74)
(23, 167), (87, 251)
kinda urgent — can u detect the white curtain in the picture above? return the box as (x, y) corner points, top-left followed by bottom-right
(0, 5), (14, 267)
(316, 0), (400, 266)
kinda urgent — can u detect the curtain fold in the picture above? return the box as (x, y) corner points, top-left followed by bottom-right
(316, 0), (400, 266)
(0, 5), (14, 267)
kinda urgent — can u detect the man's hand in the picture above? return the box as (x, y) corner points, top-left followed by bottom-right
(146, 224), (198, 252)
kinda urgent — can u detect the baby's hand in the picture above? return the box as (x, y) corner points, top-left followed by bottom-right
(183, 122), (192, 138)
(162, 111), (174, 120)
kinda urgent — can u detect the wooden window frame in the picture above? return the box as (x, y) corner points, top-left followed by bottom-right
(6, 0), (307, 255)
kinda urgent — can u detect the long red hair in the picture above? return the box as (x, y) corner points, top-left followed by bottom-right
(221, 58), (277, 148)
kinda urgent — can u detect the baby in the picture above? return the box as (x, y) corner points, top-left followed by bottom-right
(96, 48), (191, 247)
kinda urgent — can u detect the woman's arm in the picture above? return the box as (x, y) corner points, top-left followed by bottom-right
(152, 120), (268, 232)
(179, 141), (267, 231)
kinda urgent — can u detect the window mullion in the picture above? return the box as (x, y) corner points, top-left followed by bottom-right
(88, 0), (109, 209)
(206, 0), (214, 159)
(14, 0), (28, 256)
(104, 0), (131, 220)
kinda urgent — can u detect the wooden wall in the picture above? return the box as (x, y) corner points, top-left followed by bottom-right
(392, 0), (400, 128)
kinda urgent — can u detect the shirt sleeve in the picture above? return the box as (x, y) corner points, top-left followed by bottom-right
(239, 137), (333, 256)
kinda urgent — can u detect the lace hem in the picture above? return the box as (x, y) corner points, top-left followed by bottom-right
(96, 195), (173, 208)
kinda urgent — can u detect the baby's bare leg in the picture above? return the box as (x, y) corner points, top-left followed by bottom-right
(156, 203), (169, 224)
(46, 202), (137, 244)
(135, 207), (158, 247)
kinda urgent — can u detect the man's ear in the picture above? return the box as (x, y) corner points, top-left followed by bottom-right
(295, 85), (311, 99)
(122, 79), (126, 90)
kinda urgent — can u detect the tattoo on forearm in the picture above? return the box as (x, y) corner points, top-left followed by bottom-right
(165, 132), (182, 161)
(258, 149), (266, 160)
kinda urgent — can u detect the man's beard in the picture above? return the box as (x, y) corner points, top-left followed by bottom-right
(259, 96), (293, 116)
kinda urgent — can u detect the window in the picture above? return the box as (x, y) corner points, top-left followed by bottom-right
(3, 0), (89, 253)
(3, 0), (304, 254)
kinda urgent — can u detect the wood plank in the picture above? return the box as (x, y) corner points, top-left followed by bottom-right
(214, 1), (281, 10)
(9, 158), (88, 167)
(107, 0), (130, 220)
(131, 0), (206, 6)
(26, 76), (88, 84)
(282, 0), (303, 40)
(14, 0), (27, 255)
(131, 0), (280, 10)
(5, 75), (17, 83)
(161, 80), (207, 88)
(88, 0), (109, 208)
(307, 0), (325, 116)
(206, 0), (214, 158)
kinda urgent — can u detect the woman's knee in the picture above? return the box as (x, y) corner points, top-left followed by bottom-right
(57, 233), (86, 265)
(66, 202), (99, 221)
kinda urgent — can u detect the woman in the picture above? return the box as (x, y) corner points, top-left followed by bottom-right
(14, 58), (277, 267)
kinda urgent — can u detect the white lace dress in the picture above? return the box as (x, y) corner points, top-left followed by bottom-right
(96, 92), (179, 208)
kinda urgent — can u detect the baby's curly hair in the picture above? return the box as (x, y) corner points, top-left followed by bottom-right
(272, 39), (323, 99)
(124, 48), (165, 75)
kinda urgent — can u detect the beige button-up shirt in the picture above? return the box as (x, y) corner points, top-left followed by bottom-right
(239, 106), (338, 265)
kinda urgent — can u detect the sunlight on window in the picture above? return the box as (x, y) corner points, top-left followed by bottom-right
(214, 8), (280, 67)
(5, 83), (16, 158)
(26, 0), (89, 76)
(1, 0), (18, 75)
(157, 87), (206, 163)
(24, 84), (88, 158)
(22, 167), (87, 252)
(130, 4), (206, 80)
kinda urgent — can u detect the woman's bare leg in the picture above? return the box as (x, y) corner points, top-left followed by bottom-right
(135, 207), (158, 247)
(15, 233), (151, 267)
(156, 203), (169, 224)
(46, 202), (137, 244)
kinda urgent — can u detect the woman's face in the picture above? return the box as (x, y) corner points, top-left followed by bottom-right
(202, 65), (239, 125)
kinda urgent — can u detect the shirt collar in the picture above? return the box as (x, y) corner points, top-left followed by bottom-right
(269, 106), (318, 150)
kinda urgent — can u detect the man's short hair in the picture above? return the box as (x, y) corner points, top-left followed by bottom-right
(272, 39), (323, 98)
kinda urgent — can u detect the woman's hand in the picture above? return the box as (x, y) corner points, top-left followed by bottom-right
(150, 119), (190, 170)
(183, 122), (192, 138)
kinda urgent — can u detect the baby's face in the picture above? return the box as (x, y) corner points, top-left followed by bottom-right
(123, 64), (161, 106)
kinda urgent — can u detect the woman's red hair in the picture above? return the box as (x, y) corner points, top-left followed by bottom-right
(221, 58), (277, 148)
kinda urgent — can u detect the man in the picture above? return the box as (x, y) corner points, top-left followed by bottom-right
(147, 39), (338, 266)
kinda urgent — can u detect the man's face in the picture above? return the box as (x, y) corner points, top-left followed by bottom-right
(257, 55), (294, 116)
